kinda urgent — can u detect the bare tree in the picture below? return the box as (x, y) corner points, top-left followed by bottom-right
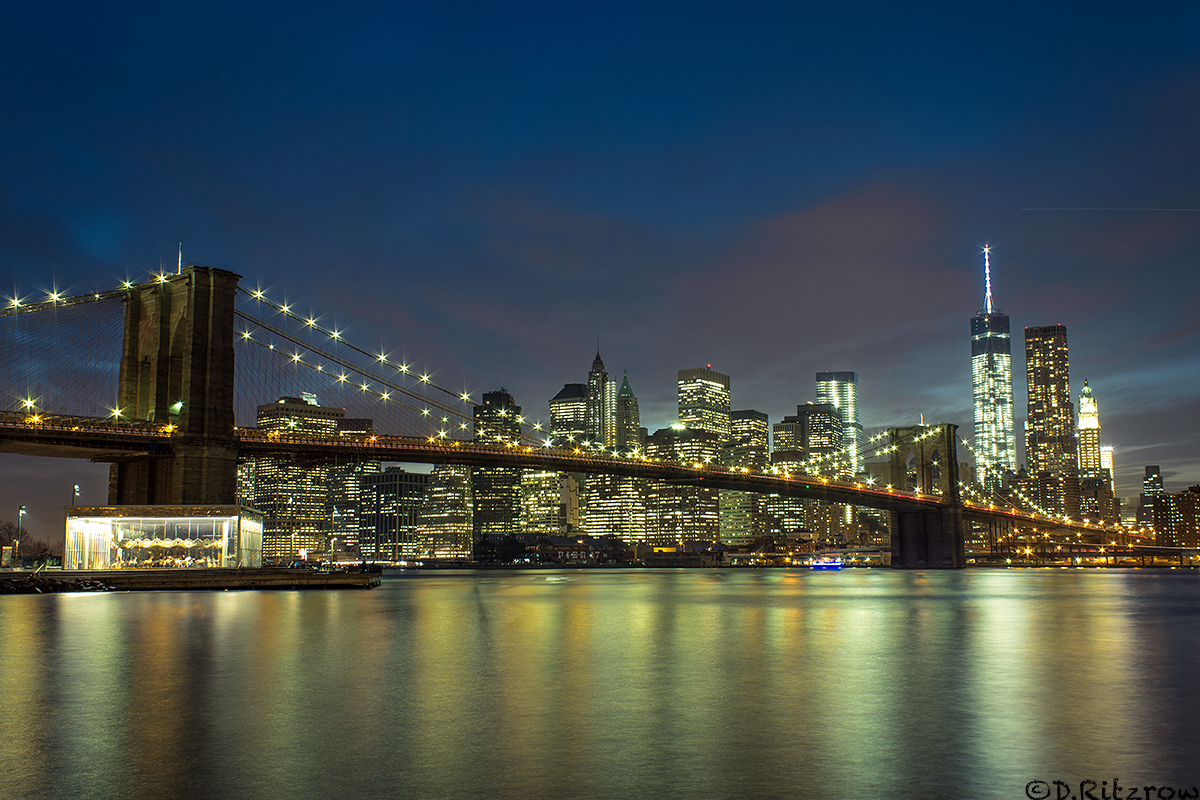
(0, 520), (16, 548)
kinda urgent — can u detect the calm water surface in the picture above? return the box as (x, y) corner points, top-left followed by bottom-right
(2, 569), (1198, 800)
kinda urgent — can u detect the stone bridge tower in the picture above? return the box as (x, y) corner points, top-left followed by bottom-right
(886, 423), (965, 568)
(108, 266), (241, 505)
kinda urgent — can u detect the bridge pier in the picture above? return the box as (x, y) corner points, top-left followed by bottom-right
(886, 423), (966, 569)
(891, 508), (966, 569)
(108, 266), (241, 506)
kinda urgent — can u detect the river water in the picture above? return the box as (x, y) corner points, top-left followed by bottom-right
(1, 568), (1198, 800)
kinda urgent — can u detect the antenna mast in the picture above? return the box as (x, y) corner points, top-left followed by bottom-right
(983, 244), (994, 314)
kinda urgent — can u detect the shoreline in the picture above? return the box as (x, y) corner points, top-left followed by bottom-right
(1, 566), (382, 592)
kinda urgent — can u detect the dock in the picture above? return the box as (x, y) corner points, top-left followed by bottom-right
(2, 566), (383, 592)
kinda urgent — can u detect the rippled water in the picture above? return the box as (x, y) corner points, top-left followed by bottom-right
(2, 569), (1198, 800)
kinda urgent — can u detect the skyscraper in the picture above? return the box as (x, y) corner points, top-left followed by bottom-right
(772, 403), (843, 474)
(580, 473), (645, 541)
(1143, 465), (1164, 497)
(419, 464), (473, 558)
(549, 383), (588, 446)
(615, 370), (642, 452)
(720, 410), (770, 544)
(254, 395), (345, 561)
(645, 426), (722, 544)
(361, 467), (430, 561)
(520, 470), (564, 536)
(1025, 324), (1079, 517)
(970, 245), (1017, 491)
(1025, 325), (1075, 474)
(770, 402), (849, 543)
(727, 410), (769, 469)
(815, 372), (861, 475)
(1137, 465), (1165, 526)
(326, 416), (380, 555)
(1101, 446), (1115, 481)
(678, 367), (731, 439)
(586, 352), (616, 446)
(1076, 381), (1117, 521)
(472, 389), (522, 540)
(1077, 380), (1102, 475)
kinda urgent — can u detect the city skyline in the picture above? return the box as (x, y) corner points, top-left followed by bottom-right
(2, 4), (1199, 537)
(0, 273), (1191, 532)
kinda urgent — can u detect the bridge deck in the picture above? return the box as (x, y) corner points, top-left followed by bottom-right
(0, 412), (1120, 535)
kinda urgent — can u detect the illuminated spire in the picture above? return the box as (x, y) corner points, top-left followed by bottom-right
(983, 243), (994, 314)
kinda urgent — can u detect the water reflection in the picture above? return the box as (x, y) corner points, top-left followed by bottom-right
(1, 569), (1198, 800)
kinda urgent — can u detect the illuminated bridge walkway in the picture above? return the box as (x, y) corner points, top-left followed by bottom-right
(0, 266), (1125, 567)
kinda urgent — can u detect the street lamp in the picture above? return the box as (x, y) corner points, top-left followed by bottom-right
(16, 505), (26, 568)
(71, 484), (80, 506)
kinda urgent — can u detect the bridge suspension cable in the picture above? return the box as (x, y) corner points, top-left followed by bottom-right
(233, 286), (552, 444)
(0, 286), (125, 418)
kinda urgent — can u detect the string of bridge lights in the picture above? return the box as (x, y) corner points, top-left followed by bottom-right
(954, 434), (1055, 518)
(2, 287), (125, 315)
(2, 272), (192, 314)
(237, 286), (555, 445)
(954, 433), (1082, 523)
(2, 284), (133, 417)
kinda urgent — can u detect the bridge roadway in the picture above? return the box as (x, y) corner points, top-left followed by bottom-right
(0, 411), (1117, 538)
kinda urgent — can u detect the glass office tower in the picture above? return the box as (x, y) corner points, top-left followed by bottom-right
(970, 245), (1017, 491)
(815, 372), (861, 475)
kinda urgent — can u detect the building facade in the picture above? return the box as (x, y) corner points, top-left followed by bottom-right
(1153, 486), (1200, 547)
(580, 473), (646, 541)
(419, 464), (473, 558)
(1024, 325), (1079, 518)
(719, 409), (770, 544)
(815, 372), (862, 475)
(549, 383), (588, 446)
(586, 352), (617, 446)
(361, 467), (431, 561)
(614, 370), (642, 453)
(472, 390), (523, 541)
(678, 367), (731, 439)
(254, 396), (345, 561)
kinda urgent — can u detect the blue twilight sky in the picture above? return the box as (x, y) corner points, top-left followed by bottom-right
(2, 2), (1199, 537)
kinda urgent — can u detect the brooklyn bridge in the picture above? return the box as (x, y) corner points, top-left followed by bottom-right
(0, 265), (1122, 568)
